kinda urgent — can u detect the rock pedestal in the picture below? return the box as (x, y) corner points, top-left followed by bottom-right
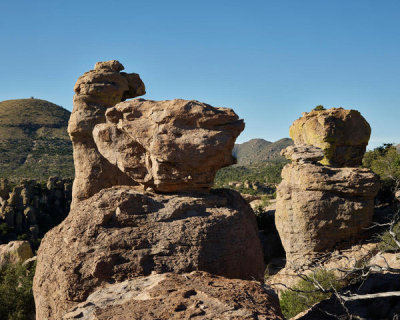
(33, 61), (282, 319)
(277, 109), (380, 270)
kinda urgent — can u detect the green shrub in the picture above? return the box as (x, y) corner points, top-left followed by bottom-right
(313, 105), (325, 111)
(280, 269), (340, 319)
(0, 262), (36, 319)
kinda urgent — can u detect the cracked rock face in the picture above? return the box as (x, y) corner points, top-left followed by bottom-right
(63, 271), (284, 320)
(93, 99), (244, 192)
(289, 108), (371, 167)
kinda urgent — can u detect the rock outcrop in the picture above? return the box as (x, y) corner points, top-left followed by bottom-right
(34, 61), (281, 319)
(289, 108), (371, 167)
(63, 271), (284, 320)
(276, 109), (380, 269)
(0, 240), (33, 266)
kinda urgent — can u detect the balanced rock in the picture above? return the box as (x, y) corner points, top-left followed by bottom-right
(68, 60), (145, 205)
(63, 271), (284, 320)
(34, 186), (265, 319)
(276, 142), (380, 269)
(34, 61), (274, 319)
(289, 108), (371, 167)
(93, 99), (244, 192)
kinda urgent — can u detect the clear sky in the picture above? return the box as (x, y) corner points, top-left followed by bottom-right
(1, 0), (399, 148)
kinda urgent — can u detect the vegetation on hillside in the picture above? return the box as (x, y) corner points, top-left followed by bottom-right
(0, 99), (74, 181)
(214, 161), (287, 196)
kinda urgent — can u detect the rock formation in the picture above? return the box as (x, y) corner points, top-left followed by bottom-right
(0, 177), (71, 243)
(93, 99), (243, 192)
(289, 108), (371, 167)
(276, 109), (380, 269)
(34, 61), (282, 319)
(68, 60), (146, 205)
(0, 240), (33, 266)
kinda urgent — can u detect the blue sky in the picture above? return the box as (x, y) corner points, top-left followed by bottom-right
(0, 0), (399, 148)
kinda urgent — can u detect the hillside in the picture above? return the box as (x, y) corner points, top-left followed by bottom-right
(0, 99), (73, 180)
(233, 138), (293, 165)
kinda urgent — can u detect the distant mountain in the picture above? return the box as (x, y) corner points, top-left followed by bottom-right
(233, 138), (293, 165)
(0, 99), (73, 180)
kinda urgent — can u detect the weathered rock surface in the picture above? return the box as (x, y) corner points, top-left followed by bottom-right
(93, 99), (244, 192)
(280, 144), (324, 164)
(68, 60), (145, 205)
(34, 186), (265, 319)
(63, 271), (284, 320)
(276, 161), (380, 268)
(0, 240), (33, 266)
(289, 108), (371, 167)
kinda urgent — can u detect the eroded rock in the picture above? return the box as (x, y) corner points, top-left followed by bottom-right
(33, 186), (265, 319)
(63, 271), (284, 320)
(289, 108), (371, 167)
(68, 60), (145, 205)
(93, 99), (244, 192)
(0, 240), (33, 266)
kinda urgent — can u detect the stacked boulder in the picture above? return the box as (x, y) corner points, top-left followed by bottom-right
(275, 108), (380, 269)
(33, 61), (284, 319)
(0, 177), (71, 241)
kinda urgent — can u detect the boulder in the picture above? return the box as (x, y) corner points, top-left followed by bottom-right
(289, 108), (371, 167)
(276, 152), (380, 269)
(93, 99), (244, 192)
(68, 60), (146, 205)
(0, 240), (33, 266)
(63, 271), (284, 320)
(33, 186), (265, 319)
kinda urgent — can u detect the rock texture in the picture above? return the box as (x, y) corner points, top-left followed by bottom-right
(276, 111), (380, 269)
(34, 187), (265, 319)
(34, 61), (277, 319)
(289, 108), (371, 167)
(0, 240), (33, 266)
(63, 271), (284, 320)
(93, 99), (244, 192)
(68, 60), (145, 205)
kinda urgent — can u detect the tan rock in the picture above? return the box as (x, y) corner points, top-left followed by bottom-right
(289, 108), (371, 167)
(93, 99), (244, 192)
(63, 271), (284, 320)
(33, 187), (265, 319)
(0, 240), (33, 266)
(275, 162), (380, 269)
(281, 144), (324, 163)
(68, 60), (145, 205)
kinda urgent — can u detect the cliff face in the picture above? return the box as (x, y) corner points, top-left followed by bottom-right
(276, 109), (380, 270)
(33, 61), (283, 320)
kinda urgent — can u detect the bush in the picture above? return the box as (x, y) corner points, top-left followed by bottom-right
(280, 269), (340, 318)
(0, 262), (36, 319)
(313, 105), (325, 111)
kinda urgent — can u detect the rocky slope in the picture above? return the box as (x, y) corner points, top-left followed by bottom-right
(233, 138), (293, 165)
(0, 99), (73, 180)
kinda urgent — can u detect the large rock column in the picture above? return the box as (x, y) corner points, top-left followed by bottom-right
(276, 109), (380, 270)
